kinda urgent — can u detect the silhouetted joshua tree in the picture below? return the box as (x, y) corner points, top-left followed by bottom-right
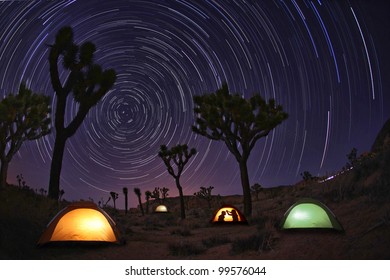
(134, 187), (144, 216)
(301, 171), (314, 182)
(145, 190), (152, 214)
(346, 147), (358, 168)
(0, 83), (50, 188)
(47, 26), (117, 199)
(250, 183), (263, 201)
(110, 191), (118, 210)
(151, 187), (161, 204)
(194, 186), (214, 208)
(158, 144), (197, 219)
(192, 83), (288, 217)
(16, 174), (23, 188)
(59, 189), (65, 201)
(123, 187), (128, 215)
(160, 187), (169, 204)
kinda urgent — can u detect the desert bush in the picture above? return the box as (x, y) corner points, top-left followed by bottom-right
(230, 231), (274, 254)
(168, 241), (205, 256)
(248, 215), (267, 229)
(170, 227), (192, 236)
(202, 235), (231, 248)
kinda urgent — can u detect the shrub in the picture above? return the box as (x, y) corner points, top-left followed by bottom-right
(170, 227), (192, 236)
(230, 231), (274, 254)
(168, 241), (205, 256)
(202, 235), (231, 248)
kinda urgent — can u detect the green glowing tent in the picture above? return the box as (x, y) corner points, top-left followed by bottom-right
(280, 198), (344, 231)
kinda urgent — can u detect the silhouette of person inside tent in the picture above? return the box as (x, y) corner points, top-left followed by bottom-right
(218, 211), (226, 221)
(226, 209), (239, 222)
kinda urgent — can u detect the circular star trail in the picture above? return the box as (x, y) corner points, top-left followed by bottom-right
(0, 0), (388, 207)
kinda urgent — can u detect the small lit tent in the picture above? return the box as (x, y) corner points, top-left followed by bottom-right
(155, 205), (168, 213)
(37, 201), (121, 245)
(280, 198), (344, 231)
(211, 205), (247, 224)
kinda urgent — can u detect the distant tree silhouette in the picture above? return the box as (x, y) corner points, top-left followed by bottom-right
(192, 83), (288, 217)
(160, 187), (169, 204)
(250, 183), (263, 201)
(0, 83), (51, 188)
(59, 189), (65, 201)
(158, 144), (197, 219)
(134, 187), (144, 215)
(145, 190), (152, 214)
(110, 191), (118, 210)
(301, 171), (313, 182)
(16, 174), (23, 188)
(151, 187), (161, 204)
(47, 26), (117, 199)
(194, 186), (214, 208)
(123, 187), (128, 215)
(346, 147), (358, 168)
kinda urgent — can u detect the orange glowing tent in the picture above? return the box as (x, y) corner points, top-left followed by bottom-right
(37, 201), (121, 245)
(210, 205), (248, 224)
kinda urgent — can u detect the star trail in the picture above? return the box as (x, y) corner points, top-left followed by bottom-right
(0, 0), (388, 208)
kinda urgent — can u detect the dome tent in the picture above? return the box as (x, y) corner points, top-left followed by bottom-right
(154, 204), (168, 213)
(210, 205), (247, 224)
(280, 198), (344, 231)
(37, 201), (121, 245)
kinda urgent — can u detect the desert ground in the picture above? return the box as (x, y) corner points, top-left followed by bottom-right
(1, 165), (389, 260)
(2, 120), (390, 260)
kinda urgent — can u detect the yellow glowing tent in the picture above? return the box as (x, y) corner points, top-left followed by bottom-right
(210, 205), (247, 224)
(154, 205), (168, 213)
(37, 201), (121, 245)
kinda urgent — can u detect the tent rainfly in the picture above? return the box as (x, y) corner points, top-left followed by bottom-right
(155, 205), (168, 213)
(280, 198), (344, 231)
(37, 201), (121, 245)
(210, 205), (248, 224)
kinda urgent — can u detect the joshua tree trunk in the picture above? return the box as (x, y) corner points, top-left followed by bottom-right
(239, 159), (252, 217)
(0, 160), (9, 188)
(124, 192), (128, 215)
(176, 178), (186, 219)
(138, 195), (144, 216)
(48, 135), (67, 199)
(48, 102), (90, 200)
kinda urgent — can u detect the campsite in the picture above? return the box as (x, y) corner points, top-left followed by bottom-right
(1, 1), (390, 262)
(1, 124), (390, 260)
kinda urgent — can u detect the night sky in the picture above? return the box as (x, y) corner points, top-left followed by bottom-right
(1, 0), (389, 209)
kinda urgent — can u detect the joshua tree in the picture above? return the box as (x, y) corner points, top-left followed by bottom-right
(346, 147), (358, 168)
(59, 189), (65, 201)
(151, 187), (161, 204)
(123, 187), (128, 215)
(192, 83), (288, 217)
(301, 171), (314, 182)
(47, 26), (117, 199)
(250, 183), (263, 201)
(194, 186), (214, 208)
(16, 174), (23, 188)
(134, 187), (144, 215)
(145, 190), (152, 214)
(158, 144), (197, 219)
(110, 191), (118, 210)
(160, 187), (169, 203)
(0, 83), (51, 188)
